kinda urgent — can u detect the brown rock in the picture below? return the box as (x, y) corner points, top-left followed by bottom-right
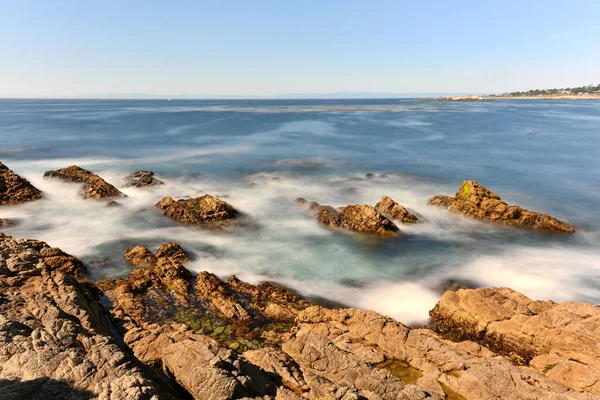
(375, 195), (421, 223)
(0, 218), (14, 228)
(123, 170), (165, 188)
(156, 241), (189, 263)
(427, 195), (453, 208)
(430, 287), (600, 393)
(43, 165), (125, 200)
(340, 204), (400, 236)
(124, 245), (157, 268)
(428, 180), (576, 233)
(0, 234), (176, 399)
(156, 194), (241, 226)
(0, 162), (43, 205)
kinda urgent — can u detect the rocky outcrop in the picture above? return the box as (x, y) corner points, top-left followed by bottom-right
(123, 171), (165, 188)
(430, 287), (600, 393)
(375, 196), (421, 223)
(3, 232), (599, 399)
(156, 195), (241, 227)
(297, 199), (400, 236)
(0, 162), (43, 205)
(43, 165), (125, 200)
(0, 234), (178, 399)
(428, 180), (576, 233)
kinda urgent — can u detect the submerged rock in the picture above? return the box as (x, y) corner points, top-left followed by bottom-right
(375, 195), (421, 223)
(123, 170), (165, 188)
(0, 162), (43, 205)
(0, 218), (14, 228)
(428, 180), (576, 233)
(43, 165), (126, 200)
(430, 287), (600, 394)
(155, 194), (241, 226)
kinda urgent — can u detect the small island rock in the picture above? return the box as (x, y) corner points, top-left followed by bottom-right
(43, 165), (125, 200)
(0, 162), (43, 205)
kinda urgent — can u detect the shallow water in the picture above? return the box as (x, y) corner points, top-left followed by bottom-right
(1, 98), (599, 324)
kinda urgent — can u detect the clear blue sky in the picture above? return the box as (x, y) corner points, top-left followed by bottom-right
(1, 0), (599, 97)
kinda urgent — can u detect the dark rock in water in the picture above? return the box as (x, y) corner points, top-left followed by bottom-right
(365, 173), (375, 179)
(293, 197), (307, 205)
(105, 200), (122, 208)
(0, 162), (43, 206)
(428, 180), (576, 233)
(375, 195), (421, 224)
(43, 165), (126, 200)
(427, 194), (453, 208)
(0, 218), (14, 228)
(433, 278), (479, 295)
(123, 170), (164, 188)
(155, 194), (241, 226)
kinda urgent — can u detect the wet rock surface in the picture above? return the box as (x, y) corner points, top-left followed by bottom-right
(156, 194), (241, 227)
(375, 195), (421, 224)
(43, 165), (126, 200)
(428, 180), (576, 233)
(123, 170), (165, 188)
(0, 162), (43, 205)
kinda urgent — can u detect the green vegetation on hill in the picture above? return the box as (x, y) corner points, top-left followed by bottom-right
(501, 83), (600, 97)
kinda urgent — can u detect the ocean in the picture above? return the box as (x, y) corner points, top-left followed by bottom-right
(1, 98), (599, 323)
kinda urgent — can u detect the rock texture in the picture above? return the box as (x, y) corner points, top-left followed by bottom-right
(0, 162), (43, 205)
(0, 234), (179, 399)
(375, 196), (421, 224)
(123, 171), (165, 188)
(297, 199), (400, 236)
(156, 195), (241, 227)
(428, 180), (576, 233)
(430, 287), (600, 394)
(43, 165), (125, 200)
(2, 232), (598, 399)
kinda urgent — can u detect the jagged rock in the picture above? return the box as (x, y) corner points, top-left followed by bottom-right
(156, 241), (189, 263)
(156, 195), (241, 226)
(123, 171), (165, 188)
(294, 306), (595, 400)
(298, 200), (399, 236)
(428, 180), (576, 233)
(340, 205), (400, 236)
(375, 196), (421, 223)
(430, 287), (600, 393)
(43, 165), (126, 200)
(105, 200), (121, 208)
(0, 234), (177, 399)
(0, 162), (43, 205)
(124, 245), (157, 268)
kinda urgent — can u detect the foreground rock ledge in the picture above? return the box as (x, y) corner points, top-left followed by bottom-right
(0, 161), (43, 205)
(428, 180), (576, 233)
(155, 194), (241, 226)
(43, 165), (126, 200)
(2, 233), (598, 399)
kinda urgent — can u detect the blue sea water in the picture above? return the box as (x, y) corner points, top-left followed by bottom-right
(1, 98), (599, 323)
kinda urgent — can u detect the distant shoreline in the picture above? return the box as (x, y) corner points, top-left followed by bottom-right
(423, 94), (600, 101)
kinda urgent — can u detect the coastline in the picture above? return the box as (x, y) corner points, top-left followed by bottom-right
(423, 94), (600, 101)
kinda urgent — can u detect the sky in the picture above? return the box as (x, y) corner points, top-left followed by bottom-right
(1, 0), (599, 98)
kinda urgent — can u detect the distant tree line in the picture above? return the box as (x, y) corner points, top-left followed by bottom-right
(502, 84), (600, 96)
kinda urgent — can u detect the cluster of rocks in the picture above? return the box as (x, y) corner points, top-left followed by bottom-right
(1, 233), (598, 399)
(295, 195), (422, 237)
(429, 180), (577, 234)
(123, 170), (165, 188)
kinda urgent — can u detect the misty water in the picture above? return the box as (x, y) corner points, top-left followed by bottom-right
(1, 98), (599, 323)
